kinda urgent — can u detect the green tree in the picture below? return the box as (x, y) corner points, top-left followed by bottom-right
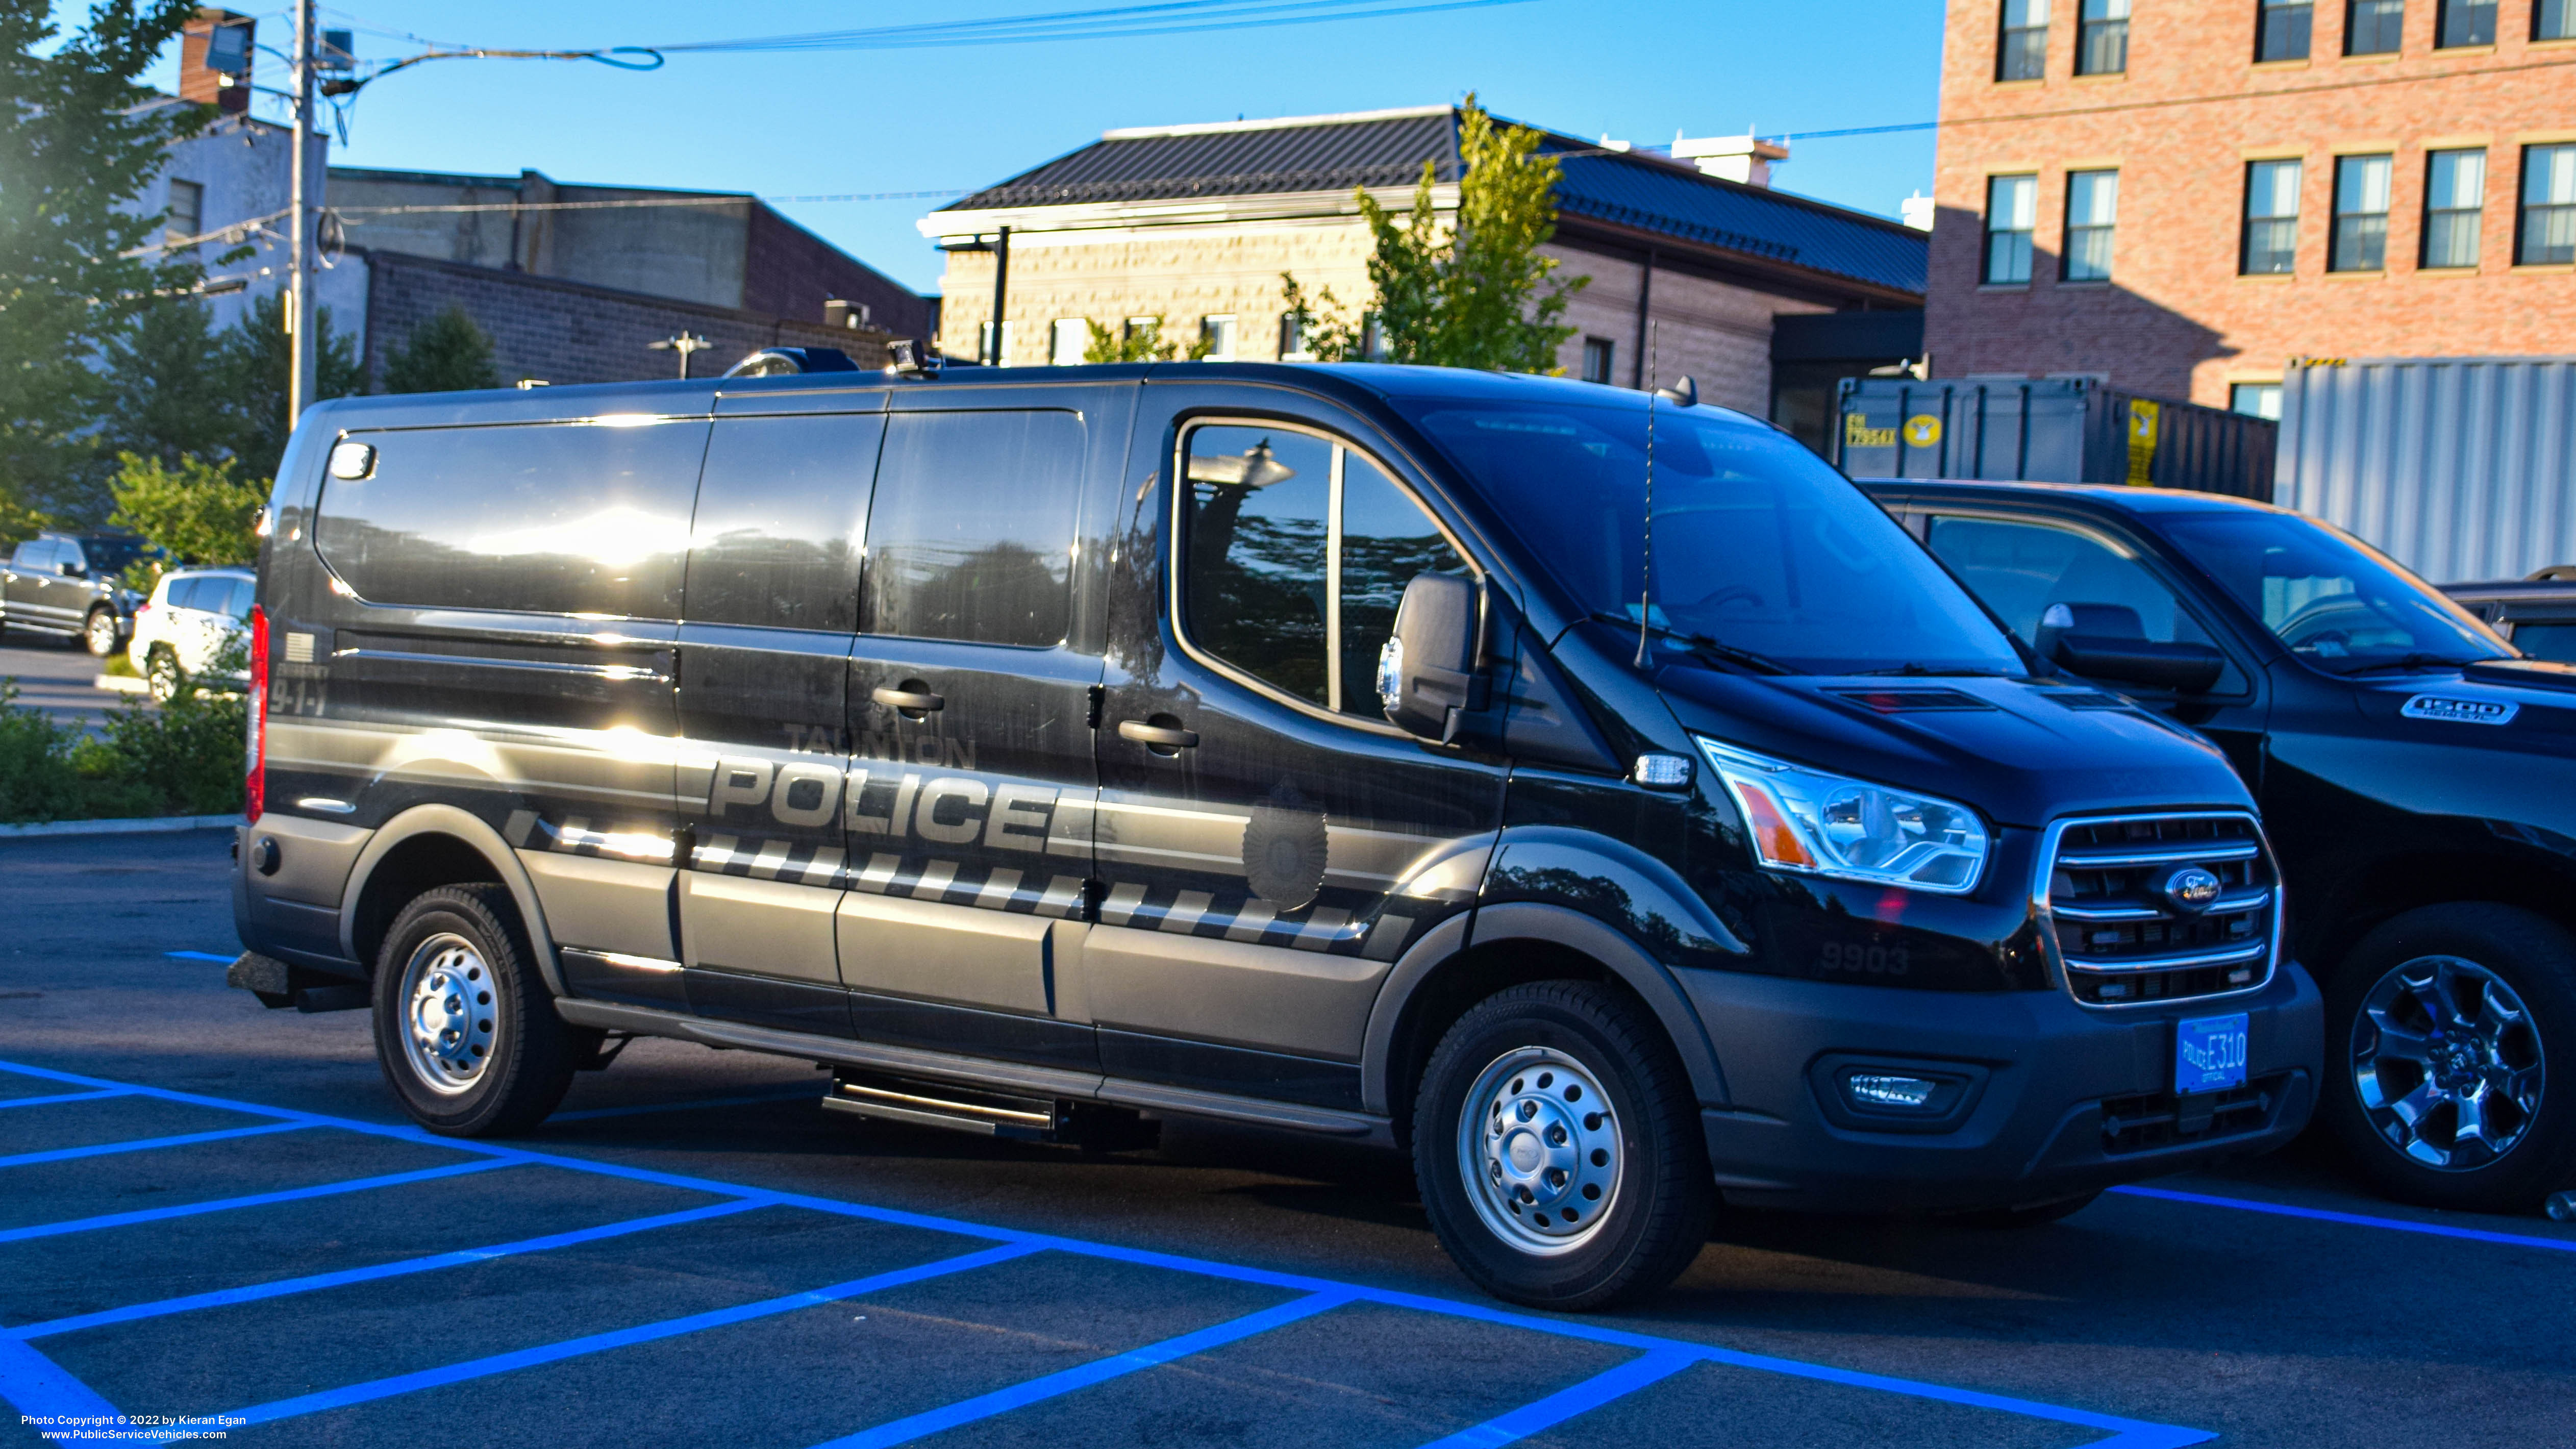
(98, 295), (235, 468)
(1081, 317), (1213, 363)
(1281, 96), (1584, 373)
(109, 452), (264, 567)
(212, 289), (361, 481)
(0, 0), (206, 527)
(382, 304), (502, 393)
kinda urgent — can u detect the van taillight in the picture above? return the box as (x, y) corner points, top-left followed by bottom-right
(246, 604), (267, 823)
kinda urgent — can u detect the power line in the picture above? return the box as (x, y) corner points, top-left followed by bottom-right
(645, 0), (1536, 53)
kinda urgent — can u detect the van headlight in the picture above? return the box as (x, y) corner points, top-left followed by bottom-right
(1694, 738), (1989, 894)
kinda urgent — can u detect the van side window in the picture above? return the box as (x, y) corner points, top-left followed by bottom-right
(1925, 514), (2241, 689)
(863, 410), (1081, 647)
(1183, 423), (1465, 719)
(685, 414), (885, 632)
(313, 420), (704, 618)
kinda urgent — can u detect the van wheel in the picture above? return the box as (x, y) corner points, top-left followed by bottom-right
(2322, 903), (2576, 1213)
(1413, 981), (1712, 1311)
(84, 608), (119, 657)
(145, 647), (182, 703)
(370, 884), (579, 1136)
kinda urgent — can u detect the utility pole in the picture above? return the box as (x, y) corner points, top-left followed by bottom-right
(286, 0), (319, 427)
(987, 226), (1010, 365)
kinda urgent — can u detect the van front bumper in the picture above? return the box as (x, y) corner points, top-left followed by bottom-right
(1679, 962), (2322, 1214)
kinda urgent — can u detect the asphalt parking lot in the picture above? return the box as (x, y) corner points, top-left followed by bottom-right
(3, 831), (2572, 1448)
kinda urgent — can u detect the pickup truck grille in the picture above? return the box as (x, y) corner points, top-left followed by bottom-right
(2041, 812), (2279, 1007)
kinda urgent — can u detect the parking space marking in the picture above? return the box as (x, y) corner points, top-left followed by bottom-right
(0, 1058), (2215, 1449)
(14, 1199), (774, 1340)
(0, 1090), (130, 1111)
(0, 1119), (310, 1169)
(2111, 1183), (2576, 1254)
(219, 1241), (1048, 1430)
(551, 1087), (819, 1122)
(0, 1159), (512, 1246)
(811, 1288), (1359, 1449)
(0, 1334), (120, 1422)
(1414, 1347), (1700, 1448)
(164, 951), (233, 964)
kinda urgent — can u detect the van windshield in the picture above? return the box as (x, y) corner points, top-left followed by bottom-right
(1396, 399), (2025, 676)
(2155, 510), (2512, 674)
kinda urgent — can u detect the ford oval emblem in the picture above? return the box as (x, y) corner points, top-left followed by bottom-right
(2163, 866), (2223, 914)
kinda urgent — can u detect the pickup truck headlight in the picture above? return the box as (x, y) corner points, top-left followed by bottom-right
(1694, 738), (1989, 894)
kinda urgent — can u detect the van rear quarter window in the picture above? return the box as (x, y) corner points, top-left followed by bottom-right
(685, 414), (885, 632)
(863, 410), (1081, 646)
(313, 420), (707, 617)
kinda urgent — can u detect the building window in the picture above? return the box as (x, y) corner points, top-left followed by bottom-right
(2257, 0), (2313, 59)
(1279, 310), (1309, 360)
(164, 178), (203, 252)
(2241, 159), (2303, 273)
(1999, 0), (2049, 79)
(977, 320), (1017, 365)
(1582, 337), (1616, 384)
(1983, 174), (2039, 283)
(2520, 144), (2576, 265)
(1050, 318), (1089, 366)
(2330, 154), (2392, 271)
(1199, 314), (1237, 361)
(2077, 0), (2129, 72)
(2541, 0), (2574, 39)
(2421, 149), (2487, 268)
(2063, 170), (2119, 280)
(2231, 383), (2284, 420)
(2436, 0), (2495, 44)
(2345, 0), (2404, 53)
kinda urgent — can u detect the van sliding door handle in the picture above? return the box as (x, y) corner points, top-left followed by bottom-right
(1117, 719), (1199, 751)
(870, 686), (945, 713)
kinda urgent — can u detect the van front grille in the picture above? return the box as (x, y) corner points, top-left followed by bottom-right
(2041, 812), (2279, 1007)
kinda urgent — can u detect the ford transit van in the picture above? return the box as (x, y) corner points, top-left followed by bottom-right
(230, 361), (2321, 1308)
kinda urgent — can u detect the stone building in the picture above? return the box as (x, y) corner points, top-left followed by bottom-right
(1923, 0), (2576, 416)
(919, 106), (1928, 445)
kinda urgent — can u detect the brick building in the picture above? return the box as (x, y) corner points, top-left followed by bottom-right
(920, 107), (1929, 445)
(1923, 0), (2576, 416)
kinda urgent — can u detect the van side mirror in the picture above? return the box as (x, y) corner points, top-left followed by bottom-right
(1378, 572), (1484, 742)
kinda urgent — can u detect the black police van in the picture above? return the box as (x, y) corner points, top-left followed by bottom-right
(1860, 478), (2575, 1214)
(231, 361), (2319, 1308)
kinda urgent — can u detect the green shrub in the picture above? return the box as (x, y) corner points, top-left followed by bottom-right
(0, 668), (244, 823)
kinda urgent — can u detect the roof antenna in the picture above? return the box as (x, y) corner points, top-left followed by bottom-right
(1637, 319), (1659, 669)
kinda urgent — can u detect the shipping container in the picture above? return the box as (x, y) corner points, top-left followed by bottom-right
(2276, 356), (2576, 585)
(1832, 376), (2276, 499)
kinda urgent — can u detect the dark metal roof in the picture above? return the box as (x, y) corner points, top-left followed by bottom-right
(941, 108), (1924, 297)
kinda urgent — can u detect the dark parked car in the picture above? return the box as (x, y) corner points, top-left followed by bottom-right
(1860, 477), (2575, 1214)
(1, 532), (150, 655)
(2444, 569), (2576, 665)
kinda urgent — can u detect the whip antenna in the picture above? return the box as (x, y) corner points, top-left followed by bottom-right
(1637, 320), (1658, 668)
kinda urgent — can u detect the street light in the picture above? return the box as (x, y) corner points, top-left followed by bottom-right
(647, 332), (714, 379)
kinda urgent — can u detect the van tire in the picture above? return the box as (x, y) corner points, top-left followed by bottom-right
(370, 884), (579, 1136)
(2321, 903), (2576, 1213)
(1412, 981), (1713, 1311)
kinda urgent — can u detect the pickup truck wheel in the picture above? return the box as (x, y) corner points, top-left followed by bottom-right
(370, 883), (579, 1136)
(84, 608), (119, 657)
(1413, 981), (1712, 1311)
(2322, 903), (2576, 1213)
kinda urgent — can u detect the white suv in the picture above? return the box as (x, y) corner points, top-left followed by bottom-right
(128, 567), (254, 700)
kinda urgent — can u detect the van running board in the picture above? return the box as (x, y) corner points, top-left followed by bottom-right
(819, 1071), (1160, 1151)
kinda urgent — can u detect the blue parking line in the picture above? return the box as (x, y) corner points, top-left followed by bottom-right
(810, 1288), (1359, 1449)
(1413, 1348), (1700, 1448)
(0, 1058), (2216, 1449)
(165, 951), (233, 963)
(2111, 1183), (2576, 1254)
(551, 1087), (818, 1122)
(0, 1089), (130, 1111)
(0, 1120), (310, 1169)
(14, 1199), (772, 1340)
(217, 1241), (1046, 1429)
(0, 1333), (121, 1423)
(0, 1160), (513, 1246)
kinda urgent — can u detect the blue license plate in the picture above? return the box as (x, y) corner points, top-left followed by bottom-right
(2175, 1013), (2250, 1096)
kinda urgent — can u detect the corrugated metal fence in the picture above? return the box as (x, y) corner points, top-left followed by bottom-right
(2278, 356), (2576, 584)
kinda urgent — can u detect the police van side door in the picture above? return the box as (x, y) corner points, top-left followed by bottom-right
(833, 384), (1124, 1070)
(670, 399), (885, 1035)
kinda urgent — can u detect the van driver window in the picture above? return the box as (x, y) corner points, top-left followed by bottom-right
(863, 410), (1082, 647)
(1183, 424), (1463, 719)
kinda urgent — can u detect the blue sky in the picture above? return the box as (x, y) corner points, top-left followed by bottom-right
(132, 1), (1945, 295)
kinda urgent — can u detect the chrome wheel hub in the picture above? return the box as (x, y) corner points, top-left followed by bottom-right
(1458, 1047), (1621, 1255)
(399, 934), (497, 1096)
(2353, 955), (2544, 1171)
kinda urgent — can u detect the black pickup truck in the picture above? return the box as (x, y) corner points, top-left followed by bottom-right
(1858, 478), (2576, 1216)
(1, 533), (149, 655)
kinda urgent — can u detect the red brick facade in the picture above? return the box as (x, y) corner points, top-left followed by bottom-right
(1924, 0), (2576, 407)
